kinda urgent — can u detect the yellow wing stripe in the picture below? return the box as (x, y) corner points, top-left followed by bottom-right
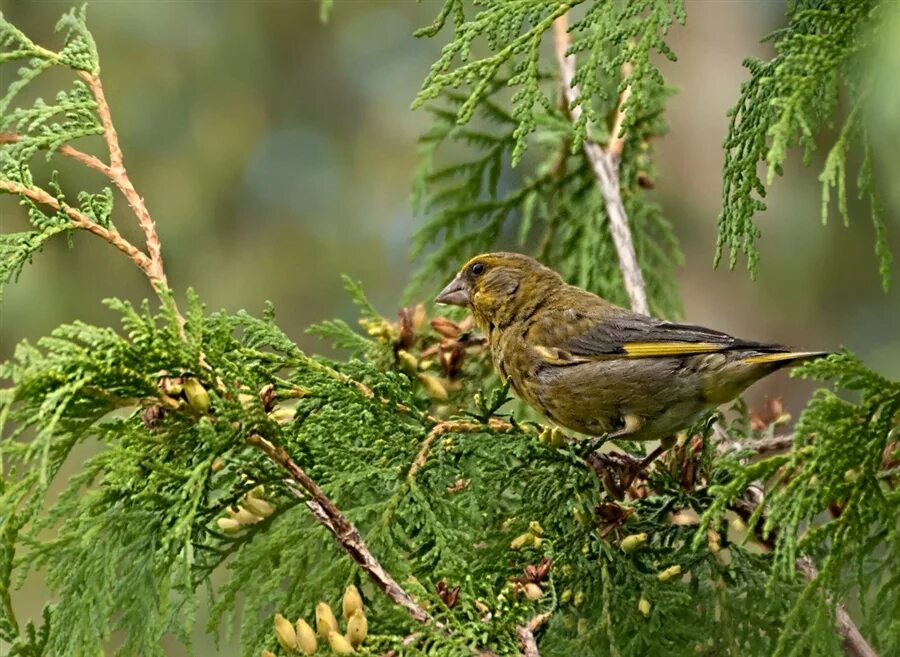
(742, 351), (821, 365)
(622, 342), (724, 357)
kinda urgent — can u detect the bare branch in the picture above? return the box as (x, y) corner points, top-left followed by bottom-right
(248, 434), (434, 626)
(552, 14), (648, 315)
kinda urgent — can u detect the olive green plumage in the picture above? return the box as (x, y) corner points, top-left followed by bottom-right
(436, 252), (828, 442)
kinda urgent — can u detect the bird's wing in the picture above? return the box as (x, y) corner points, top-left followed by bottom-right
(530, 309), (786, 363)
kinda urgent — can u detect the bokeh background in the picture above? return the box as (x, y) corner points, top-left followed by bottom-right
(1, 1), (899, 655)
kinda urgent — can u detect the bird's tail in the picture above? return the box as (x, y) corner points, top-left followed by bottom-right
(742, 351), (831, 367)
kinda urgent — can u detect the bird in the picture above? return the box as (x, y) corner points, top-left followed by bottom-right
(435, 252), (828, 449)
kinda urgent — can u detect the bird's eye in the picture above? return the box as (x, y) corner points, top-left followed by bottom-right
(471, 262), (485, 276)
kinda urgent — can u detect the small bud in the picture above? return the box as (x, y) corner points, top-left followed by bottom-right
(620, 533), (648, 552)
(396, 350), (419, 374)
(262, 650), (276, 657)
(211, 457), (225, 472)
(216, 517), (242, 534)
(342, 584), (363, 620)
(573, 590), (585, 607)
(269, 407), (296, 424)
(248, 484), (265, 499)
(183, 377), (211, 413)
(418, 374), (449, 401)
(346, 609), (368, 647)
(316, 602), (338, 639)
(528, 520), (544, 536)
(638, 597), (651, 617)
(577, 618), (588, 635)
(844, 467), (863, 483)
(227, 505), (262, 525)
(657, 565), (682, 582)
(296, 618), (317, 655)
(274, 613), (297, 652)
(238, 392), (255, 408)
(549, 427), (567, 448)
(560, 589), (572, 604)
(412, 304), (427, 331)
(160, 376), (184, 396)
(243, 495), (275, 518)
(509, 532), (534, 550)
(572, 507), (590, 526)
(328, 630), (355, 654)
(523, 583), (543, 601)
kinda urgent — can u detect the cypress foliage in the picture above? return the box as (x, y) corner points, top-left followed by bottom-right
(0, 4), (896, 657)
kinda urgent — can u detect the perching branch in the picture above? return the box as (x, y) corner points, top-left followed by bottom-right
(552, 14), (649, 315)
(247, 433), (434, 626)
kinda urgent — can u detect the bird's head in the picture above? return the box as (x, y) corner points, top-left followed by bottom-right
(435, 252), (563, 329)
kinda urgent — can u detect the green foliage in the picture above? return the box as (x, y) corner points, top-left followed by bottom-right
(716, 0), (891, 288)
(1, 5), (898, 657)
(410, 85), (682, 317)
(414, 0), (685, 163)
(700, 351), (900, 656)
(0, 6), (107, 299)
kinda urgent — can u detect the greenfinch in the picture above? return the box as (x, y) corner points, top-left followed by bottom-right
(435, 252), (827, 442)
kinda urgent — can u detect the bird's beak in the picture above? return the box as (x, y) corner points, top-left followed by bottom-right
(435, 274), (470, 307)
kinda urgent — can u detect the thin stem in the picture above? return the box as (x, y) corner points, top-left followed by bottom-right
(247, 434), (434, 626)
(79, 71), (168, 288)
(0, 179), (154, 276)
(0, 132), (112, 177)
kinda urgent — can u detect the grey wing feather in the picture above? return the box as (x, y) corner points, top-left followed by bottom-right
(564, 313), (788, 357)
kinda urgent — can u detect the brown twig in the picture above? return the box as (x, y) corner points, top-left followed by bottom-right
(552, 15), (649, 315)
(408, 418), (514, 479)
(0, 179), (153, 275)
(0, 132), (112, 176)
(795, 558), (879, 657)
(79, 71), (168, 288)
(715, 430), (796, 457)
(516, 612), (551, 657)
(247, 434), (433, 626)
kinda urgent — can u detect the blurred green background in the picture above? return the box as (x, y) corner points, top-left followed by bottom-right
(1, 1), (898, 654)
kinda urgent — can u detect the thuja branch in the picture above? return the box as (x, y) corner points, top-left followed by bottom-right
(552, 14), (648, 315)
(0, 133), (112, 175)
(247, 434), (434, 626)
(0, 179), (153, 275)
(78, 70), (168, 287)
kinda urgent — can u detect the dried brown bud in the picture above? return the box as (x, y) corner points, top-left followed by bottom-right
(141, 404), (166, 429)
(342, 584), (363, 620)
(211, 457), (225, 472)
(430, 316), (460, 339)
(259, 383), (277, 411)
(274, 613), (297, 651)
